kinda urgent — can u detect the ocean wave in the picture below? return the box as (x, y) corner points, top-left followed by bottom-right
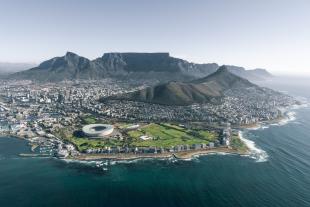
(248, 109), (298, 131)
(239, 131), (269, 162)
(278, 111), (296, 125)
(111, 158), (155, 165)
(62, 156), (174, 167)
(61, 159), (110, 170)
(247, 124), (269, 131)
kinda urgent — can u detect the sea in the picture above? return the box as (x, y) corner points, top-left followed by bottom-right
(1, 76), (310, 207)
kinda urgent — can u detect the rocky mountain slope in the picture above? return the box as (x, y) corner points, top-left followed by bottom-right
(10, 52), (272, 82)
(102, 66), (264, 105)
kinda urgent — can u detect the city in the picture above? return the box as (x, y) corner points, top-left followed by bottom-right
(0, 77), (297, 159)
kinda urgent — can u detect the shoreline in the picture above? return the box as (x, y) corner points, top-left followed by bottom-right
(238, 116), (284, 130)
(69, 147), (246, 161)
(36, 106), (297, 161)
(238, 104), (303, 130)
(5, 103), (306, 162)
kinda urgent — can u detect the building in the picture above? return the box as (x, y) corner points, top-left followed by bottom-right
(82, 124), (114, 138)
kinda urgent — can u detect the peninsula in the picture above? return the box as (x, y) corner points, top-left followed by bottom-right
(0, 53), (297, 161)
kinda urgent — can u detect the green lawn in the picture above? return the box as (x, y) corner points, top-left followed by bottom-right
(230, 135), (248, 153)
(56, 123), (219, 151)
(55, 128), (123, 152)
(68, 137), (123, 152)
(81, 116), (97, 125)
(117, 123), (134, 129)
(128, 123), (217, 148)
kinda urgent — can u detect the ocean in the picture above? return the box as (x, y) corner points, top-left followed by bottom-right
(0, 76), (310, 207)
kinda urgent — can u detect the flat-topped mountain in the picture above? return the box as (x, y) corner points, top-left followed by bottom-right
(95, 52), (179, 72)
(10, 52), (272, 82)
(102, 66), (262, 106)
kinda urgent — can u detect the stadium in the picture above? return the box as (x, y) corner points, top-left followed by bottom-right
(82, 124), (114, 138)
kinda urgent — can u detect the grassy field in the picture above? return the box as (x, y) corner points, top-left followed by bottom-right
(80, 115), (97, 125)
(127, 123), (217, 148)
(68, 138), (123, 152)
(230, 135), (248, 153)
(116, 123), (138, 129)
(55, 128), (123, 152)
(56, 122), (219, 151)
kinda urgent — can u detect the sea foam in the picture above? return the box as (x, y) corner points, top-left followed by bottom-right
(61, 158), (110, 171)
(239, 131), (269, 162)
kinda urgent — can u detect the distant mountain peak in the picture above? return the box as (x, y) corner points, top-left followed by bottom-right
(104, 67), (258, 106)
(9, 52), (273, 82)
(216, 65), (229, 73)
(192, 64), (248, 85)
(65, 51), (78, 57)
(64, 52), (82, 61)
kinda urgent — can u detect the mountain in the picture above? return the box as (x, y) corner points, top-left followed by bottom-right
(102, 66), (261, 106)
(225, 65), (273, 80)
(9, 52), (272, 82)
(10, 52), (104, 82)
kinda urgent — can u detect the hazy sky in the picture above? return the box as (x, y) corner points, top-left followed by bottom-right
(0, 0), (309, 75)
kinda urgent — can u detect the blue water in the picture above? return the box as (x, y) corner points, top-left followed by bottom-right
(1, 78), (310, 207)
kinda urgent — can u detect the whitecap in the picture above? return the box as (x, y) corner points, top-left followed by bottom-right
(61, 159), (110, 171)
(179, 157), (195, 161)
(278, 111), (296, 126)
(247, 125), (262, 131)
(62, 159), (102, 166)
(112, 159), (143, 164)
(239, 131), (269, 162)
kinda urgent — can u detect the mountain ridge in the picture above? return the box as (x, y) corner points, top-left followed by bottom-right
(102, 66), (261, 106)
(10, 52), (273, 82)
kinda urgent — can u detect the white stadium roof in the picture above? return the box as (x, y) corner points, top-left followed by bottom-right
(82, 124), (114, 137)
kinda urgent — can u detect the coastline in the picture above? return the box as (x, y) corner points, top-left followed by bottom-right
(57, 104), (303, 161)
(238, 116), (284, 130)
(6, 103), (307, 162)
(69, 147), (245, 161)
(238, 103), (304, 130)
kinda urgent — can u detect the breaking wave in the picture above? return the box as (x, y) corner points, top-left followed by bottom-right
(239, 131), (269, 162)
(61, 159), (109, 171)
(248, 109), (299, 131)
(60, 104), (306, 166)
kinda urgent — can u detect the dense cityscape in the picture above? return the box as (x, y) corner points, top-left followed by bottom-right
(0, 78), (297, 159)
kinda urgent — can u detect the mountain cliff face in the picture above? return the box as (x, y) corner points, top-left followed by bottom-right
(10, 52), (272, 82)
(11, 52), (102, 81)
(103, 66), (261, 106)
(225, 65), (273, 81)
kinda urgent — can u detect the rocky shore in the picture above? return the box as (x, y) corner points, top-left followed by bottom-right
(70, 147), (246, 161)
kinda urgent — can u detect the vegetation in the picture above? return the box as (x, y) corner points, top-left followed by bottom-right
(108, 66), (256, 106)
(55, 122), (219, 151)
(80, 115), (110, 125)
(116, 123), (138, 129)
(67, 137), (123, 152)
(127, 123), (217, 148)
(55, 128), (123, 152)
(230, 135), (248, 153)
(80, 115), (97, 125)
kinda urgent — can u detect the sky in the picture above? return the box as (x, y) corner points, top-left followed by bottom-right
(0, 0), (309, 76)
